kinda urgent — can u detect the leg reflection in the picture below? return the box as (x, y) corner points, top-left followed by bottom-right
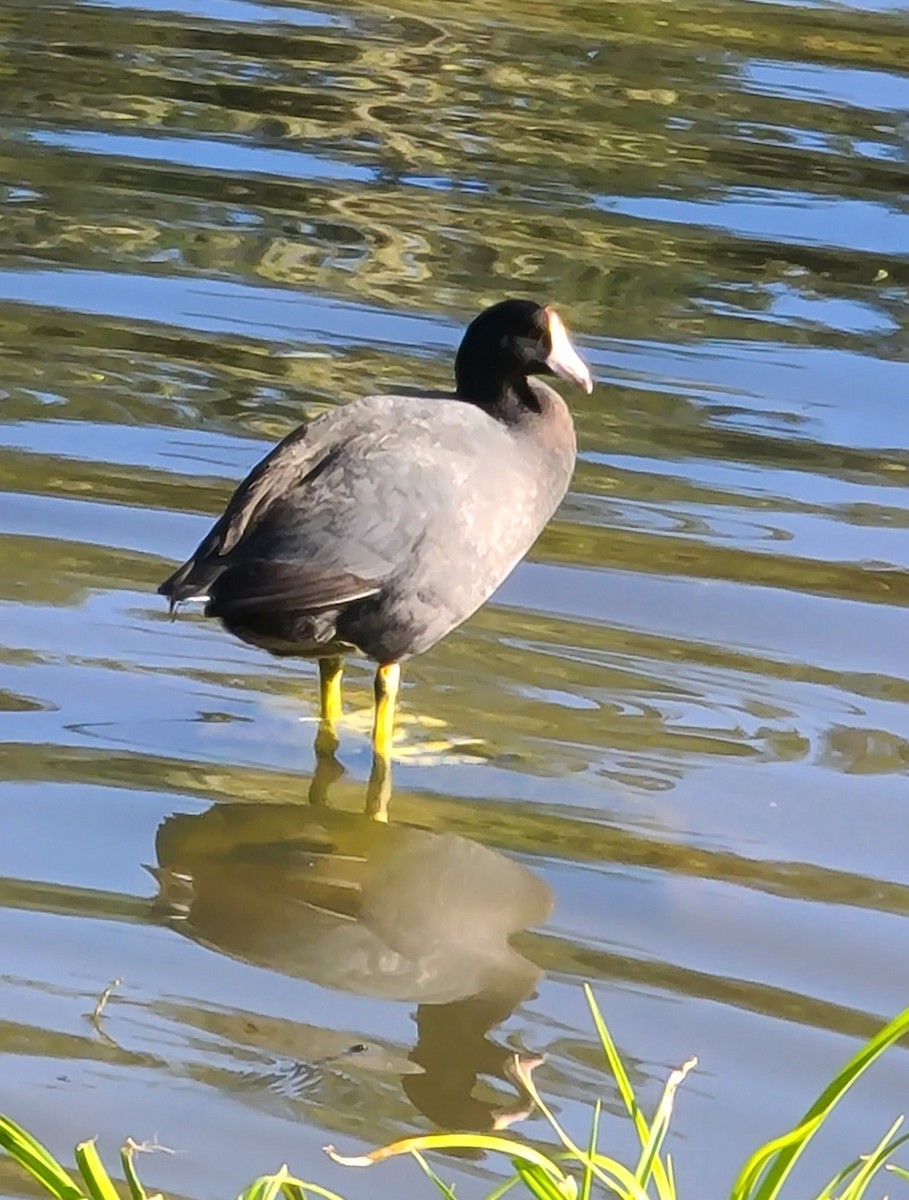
(404, 994), (533, 1132)
(308, 741), (345, 807)
(366, 752), (392, 822)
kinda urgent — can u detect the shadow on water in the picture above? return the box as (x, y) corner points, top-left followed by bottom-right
(149, 776), (552, 1133)
(2, 760), (556, 1139)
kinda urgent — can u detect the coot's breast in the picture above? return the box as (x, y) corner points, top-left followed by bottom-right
(328, 391), (577, 662)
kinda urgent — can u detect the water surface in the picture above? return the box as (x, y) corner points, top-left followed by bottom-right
(1, 0), (909, 1196)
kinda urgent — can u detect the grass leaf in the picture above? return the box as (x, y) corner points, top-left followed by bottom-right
(580, 1101), (601, 1200)
(74, 1140), (121, 1200)
(816, 1154), (865, 1200)
(0, 1116), (86, 1200)
(411, 1150), (458, 1200)
(666, 1155), (677, 1198)
(240, 1167), (290, 1200)
(634, 1058), (696, 1192)
(583, 986), (646, 1137)
(278, 1180), (347, 1200)
(119, 1144), (148, 1200)
(731, 1003), (909, 1200)
(510, 1059), (650, 1200)
(584, 986), (676, 1200)
(513, 1161), (575, 1200)
(839, 1121), (909, 1200)
(326, 1133), (568, 1187)
(485, 1173), (522, 1200)
(731, 1117), (824, 1200)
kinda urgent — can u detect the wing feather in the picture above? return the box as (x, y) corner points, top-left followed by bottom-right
(207, 562), (380, 617)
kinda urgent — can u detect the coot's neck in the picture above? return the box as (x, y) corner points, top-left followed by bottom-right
(455, 370), (546, 423)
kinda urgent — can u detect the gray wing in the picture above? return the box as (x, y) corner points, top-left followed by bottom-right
(158, 394), (500, 617)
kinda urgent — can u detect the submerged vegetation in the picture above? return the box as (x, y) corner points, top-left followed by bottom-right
(3, 987), (909, 1200)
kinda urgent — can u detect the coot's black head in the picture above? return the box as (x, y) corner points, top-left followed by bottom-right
(454, 299), (593, 410)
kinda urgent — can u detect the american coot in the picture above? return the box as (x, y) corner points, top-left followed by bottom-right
(160, 298), (592, 761)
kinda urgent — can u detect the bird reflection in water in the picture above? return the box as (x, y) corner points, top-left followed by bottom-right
(150, 764), (552, 1133)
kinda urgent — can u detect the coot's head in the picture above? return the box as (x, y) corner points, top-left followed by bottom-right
(454, 299), (593, 408)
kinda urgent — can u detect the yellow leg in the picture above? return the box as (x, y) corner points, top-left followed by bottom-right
(319, 656), (344, 723)
(372, 662), (401, 762)
(316, 656), (344, 754)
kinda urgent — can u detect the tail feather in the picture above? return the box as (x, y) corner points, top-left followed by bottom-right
(158, 559), (226, 613)
(159, 557), (381, 618)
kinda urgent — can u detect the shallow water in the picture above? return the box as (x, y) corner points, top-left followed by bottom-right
(1, 0), (909, 1196)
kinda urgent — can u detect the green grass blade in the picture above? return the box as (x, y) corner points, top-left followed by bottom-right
(513, 1162), (575, 1200)
(74, 1140), (121, 1200)
(732, 1116), (824, 1200)
(278, 1180), (347, 1200)
(634, 1058), (696, 1192)
(486, 1173), (522, 1200)
(580, 1101), (601, 1200)
(327, 1132), (568, 1186)
(583, 987), (675, 1200)
(583, 987), (647, 1138)
(587, 1156), (652, 1200)
(731, 1003), (909, 1200)
(839, 1122), (909, 1200)
(510, 1058), (649, 1200)
(411, 1151), (458, 1200)
(240, 1167), (289, 1200)
(886, 1164), (909, 1183)
(816, 1154), (865, 1200)
(118, 1145), (147, 1200)
(0, 1116), (86, 1200)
